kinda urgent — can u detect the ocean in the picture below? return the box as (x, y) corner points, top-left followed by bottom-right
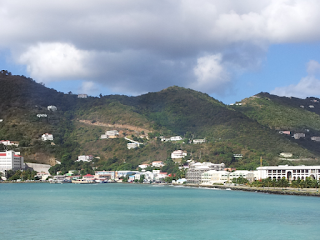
(0, 183), (319, 240)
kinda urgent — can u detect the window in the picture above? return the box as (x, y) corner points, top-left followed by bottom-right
(301, 170), (304, 173)
(293, 170), (296, 173)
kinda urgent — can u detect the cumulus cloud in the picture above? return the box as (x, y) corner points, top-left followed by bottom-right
(271, 60), (320, 98)
(192, 54), (231, 94)
(1, 0), (320, 95)
(18, 42), (90, 83)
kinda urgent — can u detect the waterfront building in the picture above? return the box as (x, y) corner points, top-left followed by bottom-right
(95, 171), (115, 180)
(0, 150), (25, 172)
(115, 171), (139, 178)
(256, 165), (320, 181)
(201, 170), (256, 184)
(186, 162), (225, 184)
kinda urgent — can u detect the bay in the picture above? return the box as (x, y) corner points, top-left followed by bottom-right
(0, 183), (319, 240)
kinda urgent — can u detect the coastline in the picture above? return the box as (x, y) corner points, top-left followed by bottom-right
(182, 183), (320, 197)
(2, 180), (320, 197)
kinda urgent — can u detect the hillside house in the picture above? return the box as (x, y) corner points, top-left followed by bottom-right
(0, 119), (3, 122)
(280, 152), (293, 158)
(37, 114), (47, 118)
(170, 136), (182, 141)
(193, 139), (206, 144)
(293, 133), (305, 139)
(138, 163), (150, 169)
(0, 140), (19, 146)
(78, 94), (88, 98)
(76, 155), (94, 162)
(171, 150), (187, 160)
(152, 161), (165, 168)
(47, 105), (57, 111)
(41, 133), (53, 141)
(300, 105), (304, 108)
(127, 142), (139, 149)
(309, 105), (315, 108)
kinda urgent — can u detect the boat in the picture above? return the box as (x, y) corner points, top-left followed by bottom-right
(226, 188), (232, 191)
(72, 179), (95, 184)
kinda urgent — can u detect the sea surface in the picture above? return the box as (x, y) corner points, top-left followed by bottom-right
(0, 183), (319, 240)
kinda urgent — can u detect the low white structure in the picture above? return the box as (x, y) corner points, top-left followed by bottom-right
(152, 161), (165, 168)
(41, 133), (53, 141)
(47, 105), (57, 111)
(78, 94), (88, 98)
(256, 165), (320, 181)
(171, 150), (187, 159)
(0, 140), (19, 146)
(279, 153), (293, 158)
(0, 119), (3, 122)
(127, 142), (139, 149)
(0, 151), (25, 171)
(101, 130), (119, 139)
(160, 136), (182, 141)
(76, 155), (94, 162)
(170, 136), (182, 141)
(201, 170), (255, 184)
(138, 163), (149, 169)
(193, 139), (206, 144)
(37, 114), (47, 118)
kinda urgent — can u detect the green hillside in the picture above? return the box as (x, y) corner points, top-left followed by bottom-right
(1, 72), (320, 175)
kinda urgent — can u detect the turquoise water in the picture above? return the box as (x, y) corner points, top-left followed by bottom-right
(0, 183), (319, 240)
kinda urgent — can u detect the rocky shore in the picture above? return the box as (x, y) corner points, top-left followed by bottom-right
(183, 184), (320, 197)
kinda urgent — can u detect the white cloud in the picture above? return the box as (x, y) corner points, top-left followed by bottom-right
(78, 81), (98, 95)
(271, 60), (320, 98)
(192, 54), (231, 94)
(18, 42), (90, 83)
(1, 0), (320, 95)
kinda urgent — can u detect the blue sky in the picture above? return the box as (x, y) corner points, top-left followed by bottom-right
(1, 0), (320, 104)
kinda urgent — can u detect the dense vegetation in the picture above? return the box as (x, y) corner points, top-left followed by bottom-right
(1, 72), (320, 175)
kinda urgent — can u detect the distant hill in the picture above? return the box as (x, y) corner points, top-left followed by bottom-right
(1, 71), (320, 175)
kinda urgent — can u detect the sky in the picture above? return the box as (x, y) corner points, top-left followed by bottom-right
(1, 0), (320, 104)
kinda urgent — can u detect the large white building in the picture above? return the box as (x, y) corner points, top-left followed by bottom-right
(0, 151), (25, 172)
(186, 162), (225, 184)
(256, 165), (320, 181)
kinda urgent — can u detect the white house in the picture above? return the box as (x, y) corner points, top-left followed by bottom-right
(0, 150), (25, 172)
(152, 161), (165, 168)
(171, 150), (187, 159)
(41, 133), (53, 141)
(311, 136), (320, 142)
(138, 163), (150, 169)
(37, 114), (47, 118)
(47, 105), (57, 111)
(279, 152), (293, 158)
(127, 142), (139, 149)
(78, 94), (88, 98)
(101, 130), (119, 139)
(193, 139), (206, 144)
(170, 136), (182, 141)
(0, 140), (19, 146)
(76, 155), (94, 162)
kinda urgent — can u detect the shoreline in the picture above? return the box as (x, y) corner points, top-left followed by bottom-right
(2, 180), (320, 197)
(181, 183), (320, 197)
